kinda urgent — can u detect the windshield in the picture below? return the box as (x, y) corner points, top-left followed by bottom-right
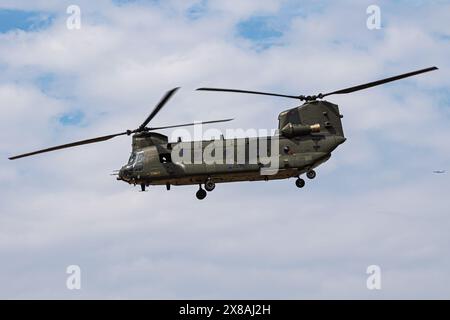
(128, 153), (136, 165)
(134, 152), (144, 171)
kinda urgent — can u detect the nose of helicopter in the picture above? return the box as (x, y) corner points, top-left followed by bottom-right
(118, 165), (133, 181)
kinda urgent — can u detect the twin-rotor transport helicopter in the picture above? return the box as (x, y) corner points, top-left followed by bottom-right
(9, 67), (438, 199)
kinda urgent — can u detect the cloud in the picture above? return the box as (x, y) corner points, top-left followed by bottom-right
(0, 0), (449, 299)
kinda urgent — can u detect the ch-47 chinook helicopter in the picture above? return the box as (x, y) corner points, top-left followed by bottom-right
(9, 66), (438, 199)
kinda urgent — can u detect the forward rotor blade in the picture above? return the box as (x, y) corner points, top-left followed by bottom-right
(9, 131), (129, 160)
(148, 118), (234, 131)
(322, 66), (438, 97)
(138, 87), (180, 130)
(197, 88), (301, 100)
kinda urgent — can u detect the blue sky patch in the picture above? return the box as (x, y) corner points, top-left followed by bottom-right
(35, 73), (56, 94)
(59, 110), (85, 126)
(237, 16), (283, 42)
(112, 0), (137, 5)
(112, 0), (160, 6)
(0, 9), (54, 33)
(434, 32), (450, 42)
(186, 0), (208, 20)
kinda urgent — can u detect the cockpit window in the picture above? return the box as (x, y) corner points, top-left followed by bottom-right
(136, 152), (144, 163)
(128, 153), (136, 165)
(134, 152), (144, 171)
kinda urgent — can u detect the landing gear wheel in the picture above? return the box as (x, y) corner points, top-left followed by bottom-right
(295, 178), (305, 188)
(205, 180), (215, 192)
(306, 170), (316, 179)
(196, 187), (207, 200)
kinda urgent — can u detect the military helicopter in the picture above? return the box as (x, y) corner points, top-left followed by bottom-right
(9, 66), (438, 199)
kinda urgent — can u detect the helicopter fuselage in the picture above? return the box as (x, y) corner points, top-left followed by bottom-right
(118, 100), (346, 188)
(118, 134), (345, 186)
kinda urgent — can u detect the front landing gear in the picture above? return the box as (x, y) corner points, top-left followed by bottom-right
(196, 185), (207, 200)
(295, 178), (305, 188)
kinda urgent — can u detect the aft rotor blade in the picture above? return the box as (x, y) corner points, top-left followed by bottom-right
(197, 88), (301, 100)
(138, 87), (180, 130)
(148, 118), (234, 131)
(9, 131), (129, 160)
(322, 66), (438, 97)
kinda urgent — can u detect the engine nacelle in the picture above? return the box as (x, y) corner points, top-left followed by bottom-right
(281, 123), (321, 138)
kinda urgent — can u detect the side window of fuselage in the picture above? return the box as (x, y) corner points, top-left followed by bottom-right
(159, 153), (172, 164)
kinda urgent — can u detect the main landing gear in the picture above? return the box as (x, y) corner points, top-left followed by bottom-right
(306, 169), (316, 179)
(196, 179), (216, 200)
(196, 185), (207, 200)
(205, 180), (216, 192)
(295, 170), (317, 188)
(295, 178), (305, 188)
